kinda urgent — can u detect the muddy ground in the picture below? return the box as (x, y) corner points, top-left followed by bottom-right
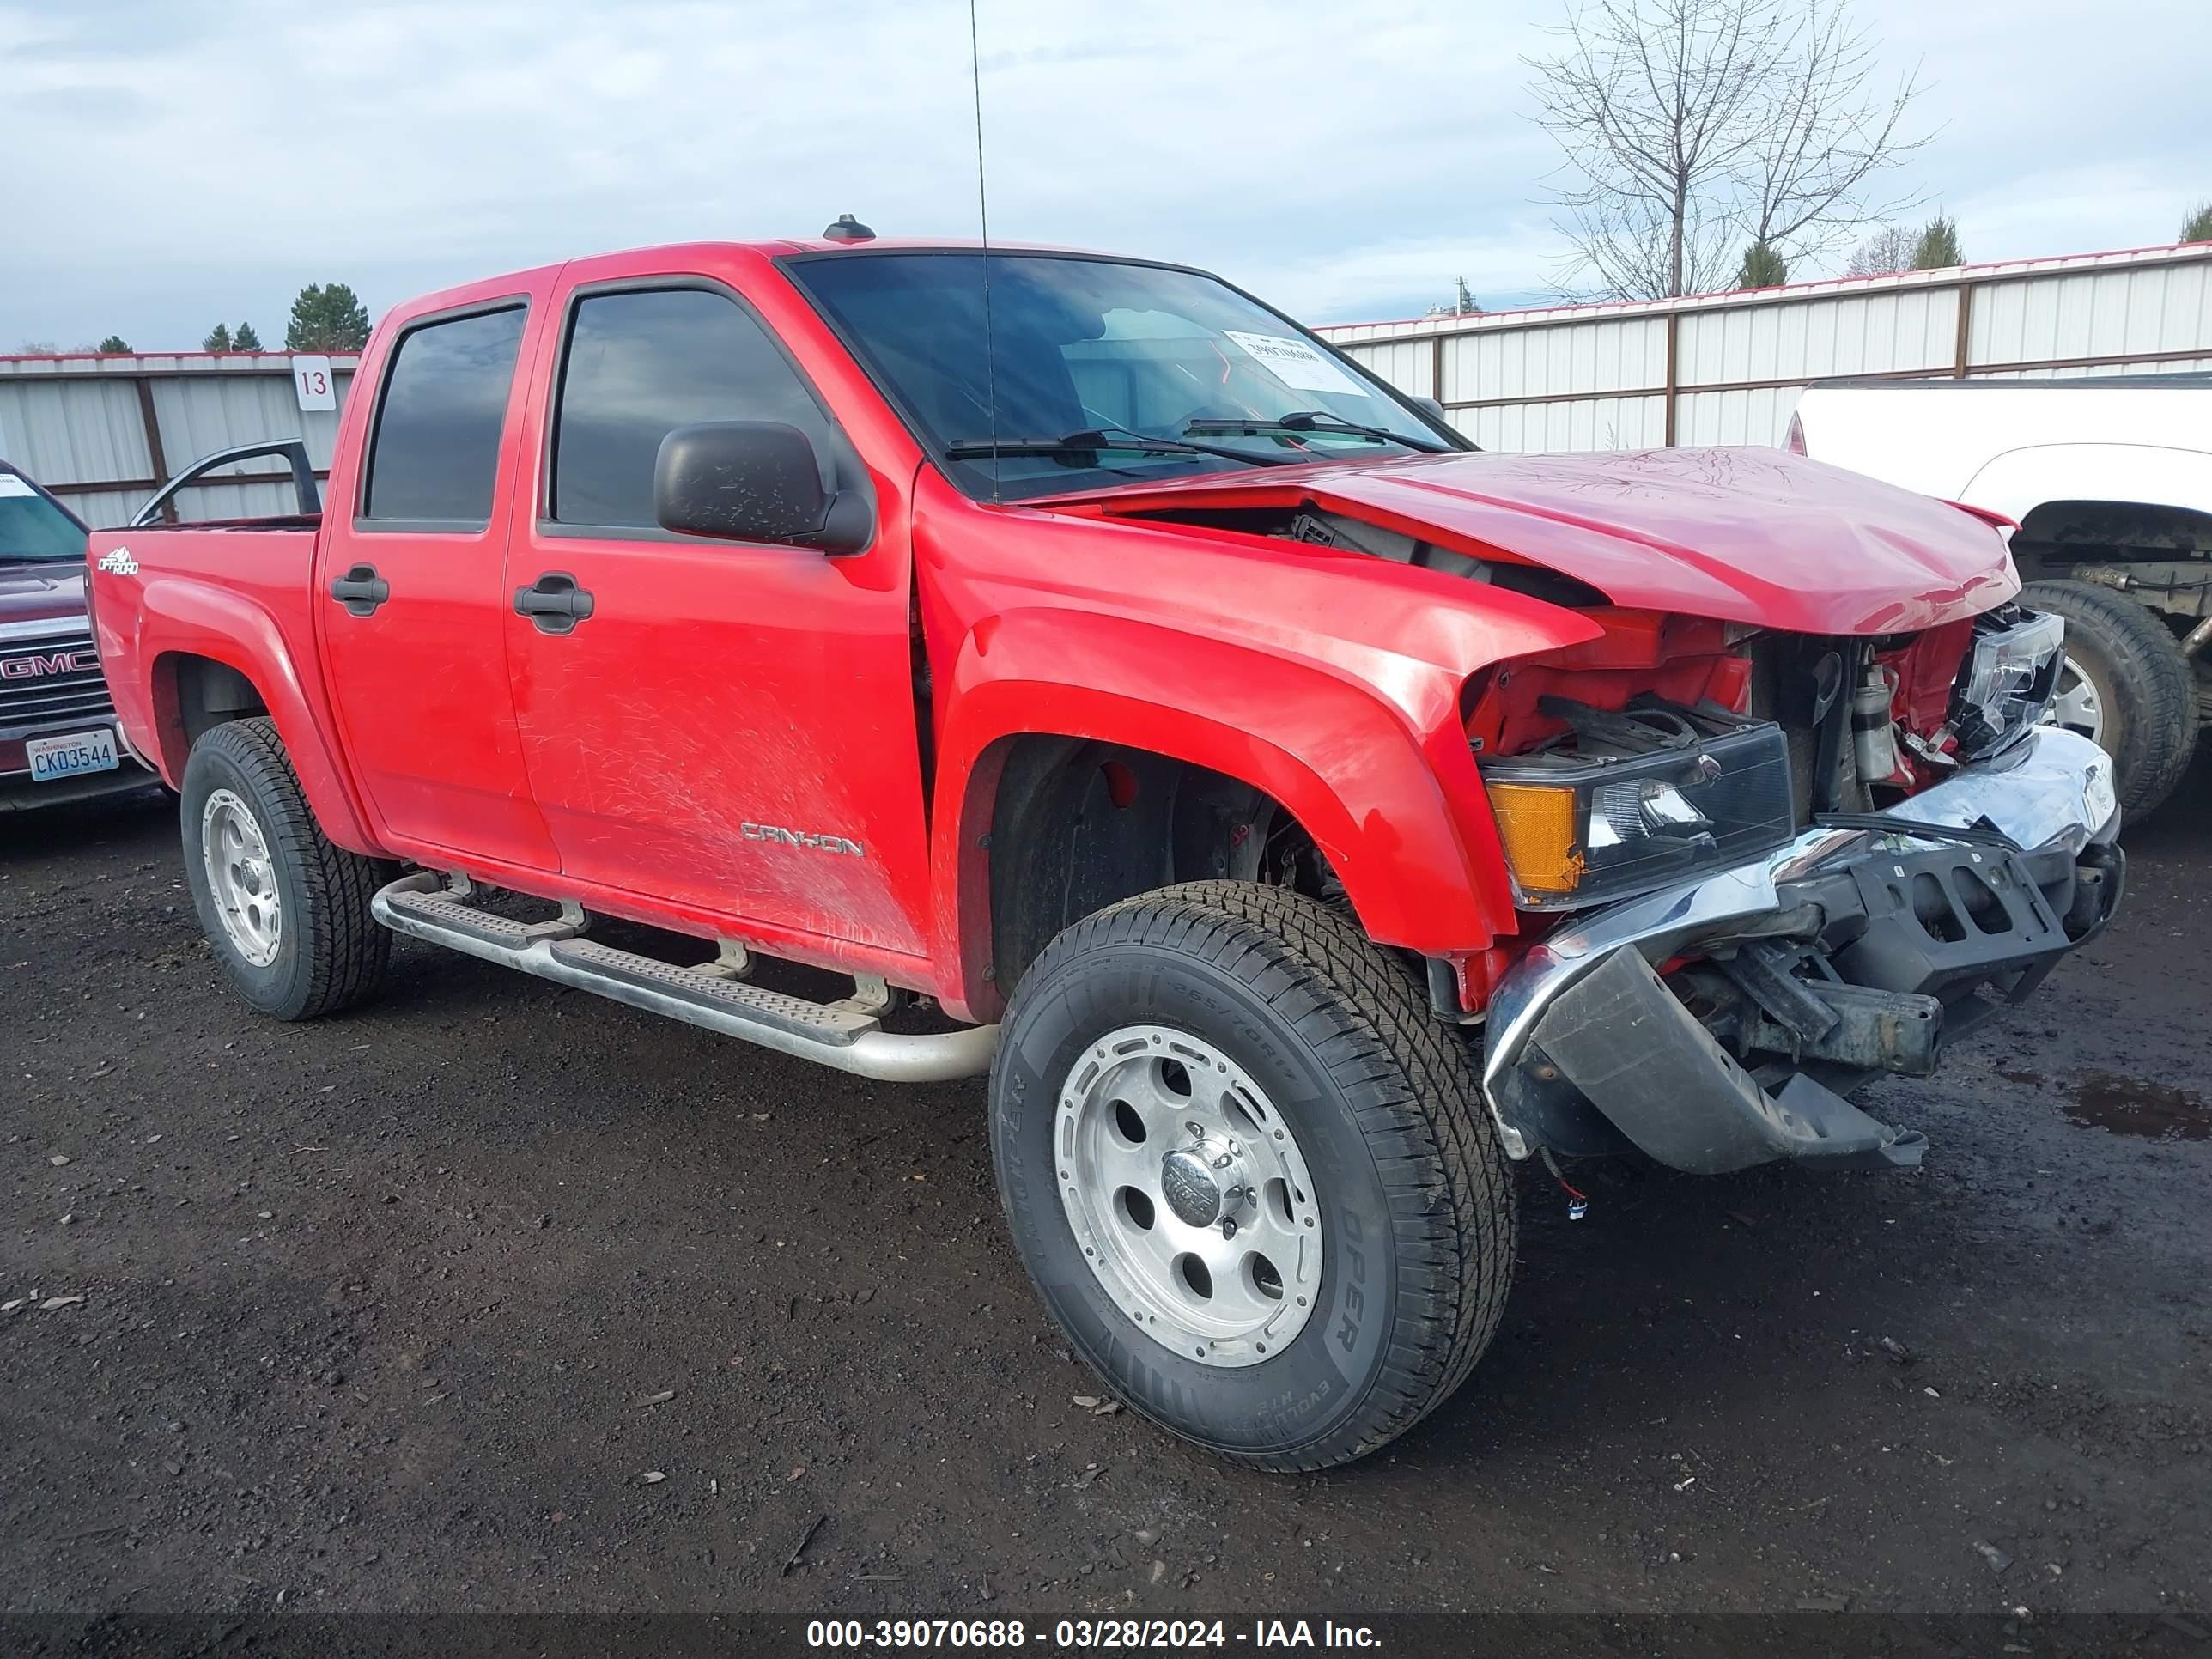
(3, 762), (2207, 1623)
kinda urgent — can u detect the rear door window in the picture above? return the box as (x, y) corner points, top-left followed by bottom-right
(362, 306), (527, 526)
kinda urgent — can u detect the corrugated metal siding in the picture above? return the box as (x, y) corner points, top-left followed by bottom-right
(1446, 315), (1663, 404)
(0, 354), (358, 527)
(148, 375), (349, 471)
(1319, 243), (2212, 453)
(1674, 289), (1955, 385)
(1673, 386), (1804, 447)
(1349, 337), (1435, 399)
(1467, 394), (1666, 453)
(1968, 259), (2211, 366)
(0, 377), (151, 489)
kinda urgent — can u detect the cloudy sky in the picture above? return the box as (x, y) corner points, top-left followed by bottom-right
(3, 0), (2207, 351)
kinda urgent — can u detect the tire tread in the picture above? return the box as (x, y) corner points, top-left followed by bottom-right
(186, 717), (392, 1019)
(2021, 577), (2197, 818)
(1000, 879), (1516, 1471)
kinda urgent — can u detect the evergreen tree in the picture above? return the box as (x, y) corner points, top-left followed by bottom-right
(233, 321), (263, 350)
(203, 323), (233, 352)
(1735, 241), (1790, 289)
(284, 283), (371, 352)
(2183, 203), (2212, 244)
(1911, 216), (1962, 269)
(96, 335), (131, 354)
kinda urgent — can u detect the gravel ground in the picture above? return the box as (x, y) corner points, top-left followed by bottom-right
(2, 763), (2207, 1620)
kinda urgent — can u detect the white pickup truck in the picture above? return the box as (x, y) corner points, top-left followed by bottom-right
(1790, 374), (2212, 817)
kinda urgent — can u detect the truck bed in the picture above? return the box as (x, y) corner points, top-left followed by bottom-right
(87, 520), (368, 844)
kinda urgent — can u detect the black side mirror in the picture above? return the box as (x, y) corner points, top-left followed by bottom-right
(1410, 395), (1447, 421)
(653, 422), (868, 551)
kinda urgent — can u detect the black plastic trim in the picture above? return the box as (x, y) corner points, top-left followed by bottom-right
(512, 571), (596, 635)
(327, 562), (390, 617)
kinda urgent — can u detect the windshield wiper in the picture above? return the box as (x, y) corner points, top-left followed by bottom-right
(942, 428), (1298, 467)
(1182, 410), (1453, 454)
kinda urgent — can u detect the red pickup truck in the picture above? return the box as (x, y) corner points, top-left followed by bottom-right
(88, 234), (2124, 1470)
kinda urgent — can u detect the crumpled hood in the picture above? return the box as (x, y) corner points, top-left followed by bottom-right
(1060, 447), (2019, 635)
(0, 561), (90, 634)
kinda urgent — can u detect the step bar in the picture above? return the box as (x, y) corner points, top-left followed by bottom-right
(371, 872), (997, 1084)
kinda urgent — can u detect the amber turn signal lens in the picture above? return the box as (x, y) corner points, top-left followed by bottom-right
(1484, 781), (1584, 896)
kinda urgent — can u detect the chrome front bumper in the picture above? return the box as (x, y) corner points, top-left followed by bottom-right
(1480, 726), (2123, 1162)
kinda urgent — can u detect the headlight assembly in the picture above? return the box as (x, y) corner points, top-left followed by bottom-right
(1951, 607), (2064, 759)
(1479, 699), (1797, 909)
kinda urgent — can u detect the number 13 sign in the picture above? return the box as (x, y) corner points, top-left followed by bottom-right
(292, 356), (336, 412)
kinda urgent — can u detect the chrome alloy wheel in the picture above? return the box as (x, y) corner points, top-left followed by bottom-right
(2046, 656), (2106, 747)
(201, 787), (283, 967)
(1055, 1024), (1323, 1368)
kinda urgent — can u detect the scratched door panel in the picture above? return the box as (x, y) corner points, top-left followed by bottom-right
(504, 534), (933, 953)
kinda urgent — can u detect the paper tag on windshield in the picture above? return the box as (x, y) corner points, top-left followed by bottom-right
(1222, 330), (1364, 397)
(0, 476), (35, 498)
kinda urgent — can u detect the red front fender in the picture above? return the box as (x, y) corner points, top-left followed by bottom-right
(927, 609), (1540, 1020)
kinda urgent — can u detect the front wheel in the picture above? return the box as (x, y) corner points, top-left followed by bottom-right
(989, 882), (1516, 1471)
(179, 717), (396, 1020)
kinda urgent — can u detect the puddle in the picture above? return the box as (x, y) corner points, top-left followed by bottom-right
(2063, 1072), (2209, 1141)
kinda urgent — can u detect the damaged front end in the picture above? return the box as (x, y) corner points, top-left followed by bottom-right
(1480, 725), (2123, 1173)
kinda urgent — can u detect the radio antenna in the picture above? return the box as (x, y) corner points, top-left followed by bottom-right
(968, 0), (1000, 502)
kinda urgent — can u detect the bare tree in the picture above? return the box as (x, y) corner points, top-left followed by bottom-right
(1740, 1), (1925, 264)
(1528, 0), (1927, 300)
(1844, 222), (1916, 276)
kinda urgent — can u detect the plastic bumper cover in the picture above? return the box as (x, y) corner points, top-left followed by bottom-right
(1480, 726), (2124, 1171)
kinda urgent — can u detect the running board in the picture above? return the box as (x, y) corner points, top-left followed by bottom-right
(371, 872), (996, 1083)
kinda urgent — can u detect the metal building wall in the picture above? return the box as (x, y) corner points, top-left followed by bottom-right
(0, 354), (358, 528)
(1317, 243), (2212, 453)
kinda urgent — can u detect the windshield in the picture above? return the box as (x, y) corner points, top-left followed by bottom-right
(0, 472), (90, 562)
(786, 252), (1462, 501)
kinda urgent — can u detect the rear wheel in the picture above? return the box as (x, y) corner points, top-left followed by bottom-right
(180, 718), (395, 1019)
(2022, 578), (2197, 819)
(990, 881), (1516, 1471)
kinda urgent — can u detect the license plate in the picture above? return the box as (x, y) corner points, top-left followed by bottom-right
(26, 727), (120, 783)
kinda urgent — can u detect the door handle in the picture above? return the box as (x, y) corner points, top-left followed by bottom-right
(514, 571), (596, 635)
(329, 563), (391, 617)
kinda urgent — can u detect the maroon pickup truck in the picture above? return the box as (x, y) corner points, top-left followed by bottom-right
(87, 235), (2124, 1468)
(0, 460), (155, 809)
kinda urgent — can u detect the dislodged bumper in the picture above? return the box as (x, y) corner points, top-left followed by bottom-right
(1481, 726), (2124, 1171)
